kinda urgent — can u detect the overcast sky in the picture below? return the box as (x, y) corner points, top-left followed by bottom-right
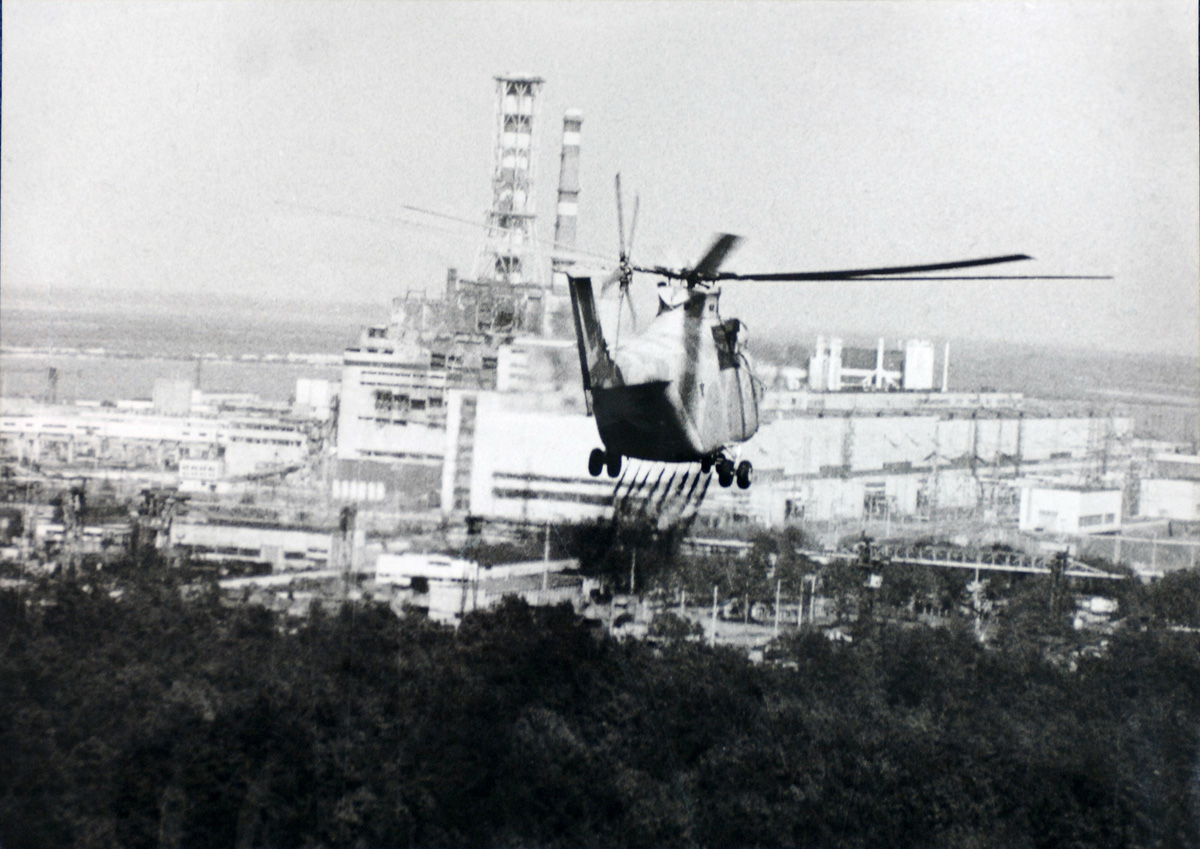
(3, 1), (1197, 355)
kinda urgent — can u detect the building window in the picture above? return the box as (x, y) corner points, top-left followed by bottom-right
(374, 390), (410, 414)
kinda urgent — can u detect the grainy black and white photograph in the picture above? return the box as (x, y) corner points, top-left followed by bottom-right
(1, 1), (1198, 846)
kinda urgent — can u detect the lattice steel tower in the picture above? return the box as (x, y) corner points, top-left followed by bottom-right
(474, 74), (545, 285)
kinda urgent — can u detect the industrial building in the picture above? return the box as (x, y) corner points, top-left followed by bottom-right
(373, 551), (584, 624)
(333, 75), (584, 506)
(0, 401), (309, 479)
(4, 73), (1182, 589)
(169, 520), (335, 571)
(432, 386), (1136, 529)
(807, 336), (945, 392)
(1017, 485), (1123, 535)
(1136, 452), (1200, 521)
(1136, 478), (1199, 521)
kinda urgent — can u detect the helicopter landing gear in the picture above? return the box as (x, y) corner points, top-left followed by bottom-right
(707, 453), (753, 489)
(588, 447), (623, 478)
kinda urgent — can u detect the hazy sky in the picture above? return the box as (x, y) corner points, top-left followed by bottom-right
(3, 1), (1197, 355)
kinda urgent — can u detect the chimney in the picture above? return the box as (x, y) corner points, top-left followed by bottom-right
(551, 109), (583, 292)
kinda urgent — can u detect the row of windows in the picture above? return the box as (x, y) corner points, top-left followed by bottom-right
(360, 367), (441, 379)
(231, 421), (295, 432)
(1078, 513), (1117, 527)
(358, 449), (443, 463)
(374, 390), (442, 413)
(332, 479), (388, 502)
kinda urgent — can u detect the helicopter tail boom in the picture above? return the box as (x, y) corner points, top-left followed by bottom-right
(567, 274), (620, 413)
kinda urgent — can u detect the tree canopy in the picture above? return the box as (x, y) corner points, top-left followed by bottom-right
(2, 567), (1198, 848)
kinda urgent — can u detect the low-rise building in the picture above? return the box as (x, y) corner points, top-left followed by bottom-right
(169, 520), (334, 571)
(1138, 478), (1200, 521)
(373, 551), (584, 624)
(1018, 484), (1123, 534)
(0, 404), (308, 479)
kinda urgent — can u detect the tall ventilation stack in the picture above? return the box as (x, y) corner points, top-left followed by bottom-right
(827, 337), (844, 392)
(941, 342), (951, 393)
(551, 109), (583, 293)
(809, 336), (828, 392)
(474, 74), (545, 286)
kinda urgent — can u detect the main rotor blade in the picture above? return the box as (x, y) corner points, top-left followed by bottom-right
(600, 265), (624, 294)
(627, 194), (640, 258)
(615, 174), (627, 261)
(713, 254), (1033, 282)
(833, 274), (1113, 280)
(691, 233), (743, 279)
(623, 288), (639, 327)
(277, 199), (615, 264)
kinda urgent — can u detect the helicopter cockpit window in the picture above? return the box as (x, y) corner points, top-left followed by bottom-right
(712, 319), (741, 369)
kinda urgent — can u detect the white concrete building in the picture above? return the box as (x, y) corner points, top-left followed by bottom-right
(1018, 485), (1123, 534)
(1138, 478), (1200, 521)
(437, 389), (1134, 528)
(169, 520), (334, 570)
(336, 340), (456, 465)
(374, 551), (583, 624)
(1, 405), (307, 477)
(807, 337), (938, 392)
(293, 378), (336, 420)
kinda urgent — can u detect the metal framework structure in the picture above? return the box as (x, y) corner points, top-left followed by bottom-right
(802, 546), (1125, 580)
(474, 74), (545, 286)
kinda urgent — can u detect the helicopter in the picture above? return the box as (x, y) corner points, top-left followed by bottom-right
(568, 176), (1094, 490)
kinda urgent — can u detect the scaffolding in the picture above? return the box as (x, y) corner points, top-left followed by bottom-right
(474, 74), (545, 287)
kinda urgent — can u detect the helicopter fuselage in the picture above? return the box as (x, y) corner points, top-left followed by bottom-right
(564, 220), (1063, 489)
(569, 275), (760, 464)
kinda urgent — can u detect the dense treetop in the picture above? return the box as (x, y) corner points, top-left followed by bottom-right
(2, 562), (1198, 848)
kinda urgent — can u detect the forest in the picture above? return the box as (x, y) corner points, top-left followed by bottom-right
(2, 559), (1199, 849)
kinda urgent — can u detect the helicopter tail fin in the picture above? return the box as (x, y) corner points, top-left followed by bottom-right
(567, 274), (620, 413)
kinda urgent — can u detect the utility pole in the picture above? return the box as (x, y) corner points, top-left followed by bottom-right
(774, 579), (781, 638)
(542, 522), (550, 593)
(969, 567), (983, 638)
(710, 584), (719, 647)
(339, 506), (356, 603)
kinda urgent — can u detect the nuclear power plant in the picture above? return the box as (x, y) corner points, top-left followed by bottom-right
(6, 4), (1199, 841)
(2, 74), (1198, 602)
(321, 76), (1174, 544)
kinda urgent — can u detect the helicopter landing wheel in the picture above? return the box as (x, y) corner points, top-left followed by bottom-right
(700, 456), (713, 474)
(736, 460), (753, 490)
(588, 448), (605, 477)
(717, 458), (735, 488)
(606, 451), (623, 478)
